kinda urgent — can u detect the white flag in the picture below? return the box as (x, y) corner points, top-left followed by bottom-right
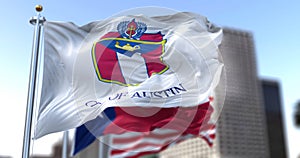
(35, 12), (223, 139)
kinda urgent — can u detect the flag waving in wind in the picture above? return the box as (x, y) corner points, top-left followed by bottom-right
(34, 12), (223, 139)
(73, 101), (216, 157)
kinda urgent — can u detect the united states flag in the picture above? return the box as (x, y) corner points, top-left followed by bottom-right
(105, 127), (216, 158)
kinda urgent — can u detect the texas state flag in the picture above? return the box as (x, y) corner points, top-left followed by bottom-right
(73, 101), (215, 156)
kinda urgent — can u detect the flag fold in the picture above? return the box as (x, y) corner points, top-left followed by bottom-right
(35, 12), (223, 139)
(73, 101), (215, 157)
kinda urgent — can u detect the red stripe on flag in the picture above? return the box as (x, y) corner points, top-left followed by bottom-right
(112, 132), (180, 144)
(110, 141), (171, 155)
(104, 102), (211, 135)
(124, 145), (169, 158)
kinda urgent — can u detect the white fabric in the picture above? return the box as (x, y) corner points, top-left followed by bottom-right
(34, 12), (223, 139)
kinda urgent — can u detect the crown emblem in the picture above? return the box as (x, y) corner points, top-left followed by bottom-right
(117, 19), (147, 40)
(126, 20), (137, 38)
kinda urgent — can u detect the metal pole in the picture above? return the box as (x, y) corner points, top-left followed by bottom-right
(98, 137), (103, 158)
(62, 131), (69, 158)
(99, 136), (109, 158)
(22, 5), (45, 158)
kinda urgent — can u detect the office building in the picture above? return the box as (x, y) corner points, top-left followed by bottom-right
(261, 80), (287, 158)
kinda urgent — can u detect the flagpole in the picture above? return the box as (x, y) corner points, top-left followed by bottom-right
(98, 138), (103, 158)
(22, 5), (46, 158)
(62, 131), (69, 158)
(99, 136), (109, 158)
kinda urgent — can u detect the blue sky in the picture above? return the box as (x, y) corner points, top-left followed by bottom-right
(0, 0), (299, 157)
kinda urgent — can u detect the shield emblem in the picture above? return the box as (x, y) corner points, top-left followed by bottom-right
(92, 19), (168, 86)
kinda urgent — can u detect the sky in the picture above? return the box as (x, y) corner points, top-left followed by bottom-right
(0, 0), (299, 158)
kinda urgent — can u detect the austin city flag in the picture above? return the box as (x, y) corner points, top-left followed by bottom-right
(34, 12), (223, 139)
